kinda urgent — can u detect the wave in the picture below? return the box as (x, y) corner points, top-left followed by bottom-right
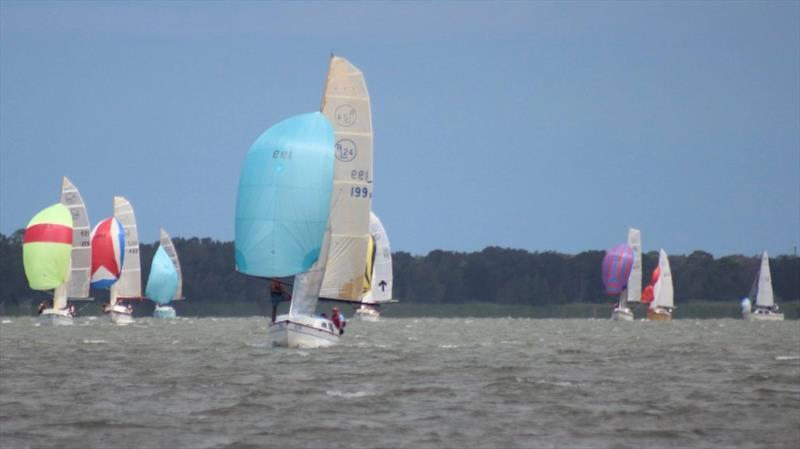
(775, 355), (800, 361)
(325, 390), (374, 399)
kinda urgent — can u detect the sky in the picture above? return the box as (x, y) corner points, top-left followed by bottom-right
(1, 1), (798, 257)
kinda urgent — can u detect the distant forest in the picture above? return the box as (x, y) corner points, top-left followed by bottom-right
(1, 230), (798, 310)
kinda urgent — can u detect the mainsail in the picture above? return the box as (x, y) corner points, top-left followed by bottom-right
(319, 55), (374, 301)
(235, 112), (335, 315)
(625, 228), (642, 303)
(362, 211), (393, 304)
(651, 249), (674, 309)
(60, 177), (91, 299)
(751, 251), (774, 308)
(111, 196), (141, 299)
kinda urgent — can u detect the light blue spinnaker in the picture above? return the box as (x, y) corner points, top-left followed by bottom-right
(145, 246), (178, 305)
(235, 112), (335, 278)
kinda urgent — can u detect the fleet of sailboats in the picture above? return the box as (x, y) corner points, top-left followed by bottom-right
(17, 56), (793, 335)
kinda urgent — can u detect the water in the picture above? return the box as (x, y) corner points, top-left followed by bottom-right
(1, 317), (798, 449)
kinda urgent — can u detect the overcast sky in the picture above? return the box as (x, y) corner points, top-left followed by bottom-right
(1, 1), (798, 256)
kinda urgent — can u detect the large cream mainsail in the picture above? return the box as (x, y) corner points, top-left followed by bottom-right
(60, 177), (91, 299)
(111, 196), (141, 300)
(319, 55), (373, 301)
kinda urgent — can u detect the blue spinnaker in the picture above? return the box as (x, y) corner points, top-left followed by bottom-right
(235, 112), (335, 277)
(145, 246), (178, 305)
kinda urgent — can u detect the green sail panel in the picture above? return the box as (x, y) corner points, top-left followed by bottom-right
(23, 203), (74, 290)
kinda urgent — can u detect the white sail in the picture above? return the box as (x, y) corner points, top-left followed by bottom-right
(754, 251), (774, 308)
(625, 228), (642, 303)
(651, 249), (674, 309)
(110, 196), (141, 301)
(159, 228), (183, 300)
(60, 177), (91, 299)
(362, 211), (393, 304)
(319, 55), (373, 301)
(290, 226), (332, 317)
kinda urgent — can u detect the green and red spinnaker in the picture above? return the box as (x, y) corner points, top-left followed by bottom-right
(22, 203), (74, 290)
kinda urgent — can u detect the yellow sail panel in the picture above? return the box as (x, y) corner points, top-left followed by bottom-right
(362, 234), (375, 295)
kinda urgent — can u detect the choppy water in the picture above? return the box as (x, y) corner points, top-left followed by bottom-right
(1, 317), (798, 449)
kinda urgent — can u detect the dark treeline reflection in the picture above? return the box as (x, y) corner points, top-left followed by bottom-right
(1, 231), (798, 310)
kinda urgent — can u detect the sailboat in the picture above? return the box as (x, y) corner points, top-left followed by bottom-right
(647, 249), (674, 321)
(146, 228), (184, 319)
(235, 111), (338, 348)
(23, 204), (74, 326)
(611, 228), (642, 321)
(741, 252), (784, 321)
(103, 197), (142, 325)
(317, 55), (376, 318)
(36, 178), (93, 325)
(354, 211), (396, 321)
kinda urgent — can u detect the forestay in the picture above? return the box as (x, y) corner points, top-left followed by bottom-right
(319, 55), (373, 301)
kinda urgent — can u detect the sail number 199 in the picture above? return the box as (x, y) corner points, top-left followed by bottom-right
(350, 187), (370, 198)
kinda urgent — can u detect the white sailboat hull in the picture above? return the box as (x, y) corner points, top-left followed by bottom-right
(743, 310), (784, 321)
(38, 308), (74, 326)
(354, 304), (381, 321)
(153, 305), (177, 319)
(610, 307), (634, 321)
(109, 304), (134, 325)
(268, 314), (340, 348)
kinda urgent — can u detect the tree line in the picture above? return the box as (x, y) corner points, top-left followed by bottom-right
(1, 231), (797, 310)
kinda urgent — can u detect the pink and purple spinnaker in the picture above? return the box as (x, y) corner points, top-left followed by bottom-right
(601, 244), (634, 296)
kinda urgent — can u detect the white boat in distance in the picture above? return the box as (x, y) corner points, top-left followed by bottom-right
(742, 252), (784, 321)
